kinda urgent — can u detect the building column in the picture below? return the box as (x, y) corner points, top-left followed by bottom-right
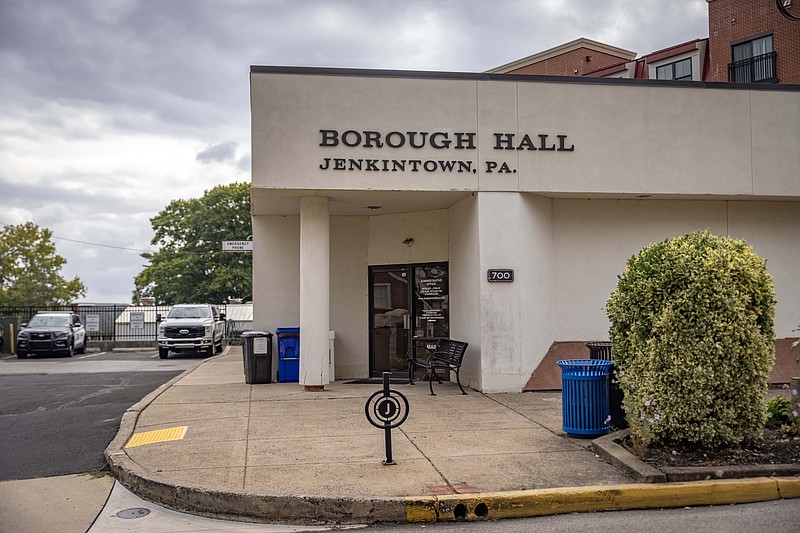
(299, 196), (330, 391)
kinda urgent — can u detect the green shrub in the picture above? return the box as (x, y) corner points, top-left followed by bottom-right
(607, 230), (775, 451)
(766, 392), (800, 439)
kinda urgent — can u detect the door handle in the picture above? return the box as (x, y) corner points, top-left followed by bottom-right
(403, 314), (410, 330)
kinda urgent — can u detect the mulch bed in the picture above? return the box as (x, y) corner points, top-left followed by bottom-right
(623, 429), (800, 469)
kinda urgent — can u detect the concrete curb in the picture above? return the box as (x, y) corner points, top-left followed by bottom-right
(406, 477), (800, 522)
(105, 353), (800, 525)
(108, 455), (409, 524)
(105, 350), (214, 459)
(592, 428), (800, 483)
(592, 429), (666, 483)
(105, 351), (410, 523)
(105, 346), (406, 524)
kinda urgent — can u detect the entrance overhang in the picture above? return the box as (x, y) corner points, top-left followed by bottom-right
(251, 188), (472, 216)
(252, 188), (800, 217)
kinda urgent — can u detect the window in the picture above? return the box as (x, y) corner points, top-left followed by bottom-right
(373, 283), (391, 309)
(729, 35), (776, 83)
(656, 58), (692, 81)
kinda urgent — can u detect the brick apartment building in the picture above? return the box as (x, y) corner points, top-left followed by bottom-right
(490, 0), (800, 84)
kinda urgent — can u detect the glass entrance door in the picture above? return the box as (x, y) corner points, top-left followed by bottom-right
(369, 263), (449, 377)
(370, 266), (411, 375)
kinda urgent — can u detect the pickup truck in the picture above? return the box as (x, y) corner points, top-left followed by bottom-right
(156, 304), (226, 359)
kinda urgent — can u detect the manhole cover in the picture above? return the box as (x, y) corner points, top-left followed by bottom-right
(116, 507), (151, 519)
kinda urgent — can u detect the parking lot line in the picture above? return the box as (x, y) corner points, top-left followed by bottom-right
(78, 352), (107, 359)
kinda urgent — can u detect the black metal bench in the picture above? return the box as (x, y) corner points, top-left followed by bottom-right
(408, 339), (469, 396)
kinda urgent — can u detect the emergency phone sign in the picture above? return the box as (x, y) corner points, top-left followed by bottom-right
(222, 240), (253, 252)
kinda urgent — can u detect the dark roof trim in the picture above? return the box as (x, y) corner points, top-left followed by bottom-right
(584, 62), (630, 77)
(644, 41), (702, 64)
(641, 38), (707, 62)
(250, 64), (800, 92)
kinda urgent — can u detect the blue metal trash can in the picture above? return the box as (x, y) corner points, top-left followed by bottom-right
(276, 327), (300, 382)
(557, 359), (613, 438)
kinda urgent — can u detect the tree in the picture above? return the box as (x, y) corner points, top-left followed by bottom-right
(134, 182), (252, 305)
(0, 222), (86, 306)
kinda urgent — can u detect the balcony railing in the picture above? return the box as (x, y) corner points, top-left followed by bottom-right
(728, 51), (777, 83)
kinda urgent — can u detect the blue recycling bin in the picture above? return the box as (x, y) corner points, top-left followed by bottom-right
(276, 327), (300, 382)
(557, 359), (613, 438)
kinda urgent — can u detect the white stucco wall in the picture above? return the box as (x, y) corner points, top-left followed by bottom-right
(252, 71), (799, 199)
(552, 199), (800, 342)
(367, 210), (449, 265)
(448, 194), (482, 390)
(553, 200), (729, 341)
(475, 193), (553, 392)
(251, 68), (800, 392)
(518, 194), (555, 387)
(728, 201), (800, 337)
(330, 216), (369, 378)
(252, 215), (299, 381)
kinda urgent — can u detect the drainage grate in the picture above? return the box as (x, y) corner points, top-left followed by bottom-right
(116, 507), (150, 519)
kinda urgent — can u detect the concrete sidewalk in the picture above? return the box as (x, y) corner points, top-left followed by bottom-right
(105, 347), (800, 524)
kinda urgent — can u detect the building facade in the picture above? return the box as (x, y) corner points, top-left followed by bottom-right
(495, 1), (799, 84)
(250, 67), (800, 393)
(707, 0), (800, 84)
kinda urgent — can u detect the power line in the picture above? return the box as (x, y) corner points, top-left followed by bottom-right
(0, 221), (156, 254)
(51, 235), (155, 253)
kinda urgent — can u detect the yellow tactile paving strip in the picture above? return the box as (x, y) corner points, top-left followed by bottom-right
(125, 426), (188, 448)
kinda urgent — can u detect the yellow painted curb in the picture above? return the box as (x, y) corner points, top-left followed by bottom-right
(404, 496), (438, 523)
(406, 478), (782, 522)
(776, 476), (800, 499)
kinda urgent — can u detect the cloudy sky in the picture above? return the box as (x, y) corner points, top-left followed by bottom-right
(0, 0), (708, 303)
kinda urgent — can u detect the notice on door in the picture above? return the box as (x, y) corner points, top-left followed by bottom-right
(418, 278), (445, 323)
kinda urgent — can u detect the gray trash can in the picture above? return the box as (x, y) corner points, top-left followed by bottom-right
(242, 331), (273, 384)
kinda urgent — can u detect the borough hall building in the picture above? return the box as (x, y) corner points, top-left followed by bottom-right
(249, 63), (799, 393)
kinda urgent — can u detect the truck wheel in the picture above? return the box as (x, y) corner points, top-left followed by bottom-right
(17, 352), (27, 359)
(159, 348), (169, 359)
(215, 338), (224, 354)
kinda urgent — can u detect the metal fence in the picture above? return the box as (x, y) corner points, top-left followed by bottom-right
(0, 304), (254, 352)
(728, 51), (777, 83)
(0, 305), (171, 342)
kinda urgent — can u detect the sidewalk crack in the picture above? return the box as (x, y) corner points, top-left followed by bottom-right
(241, 385), (253, 491)
(484, 393), (584, 450)
(400, 427), (458, 493)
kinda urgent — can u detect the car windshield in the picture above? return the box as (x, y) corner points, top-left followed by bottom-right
(167, 307), (211, 319)
(28, 315), (71, 327)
